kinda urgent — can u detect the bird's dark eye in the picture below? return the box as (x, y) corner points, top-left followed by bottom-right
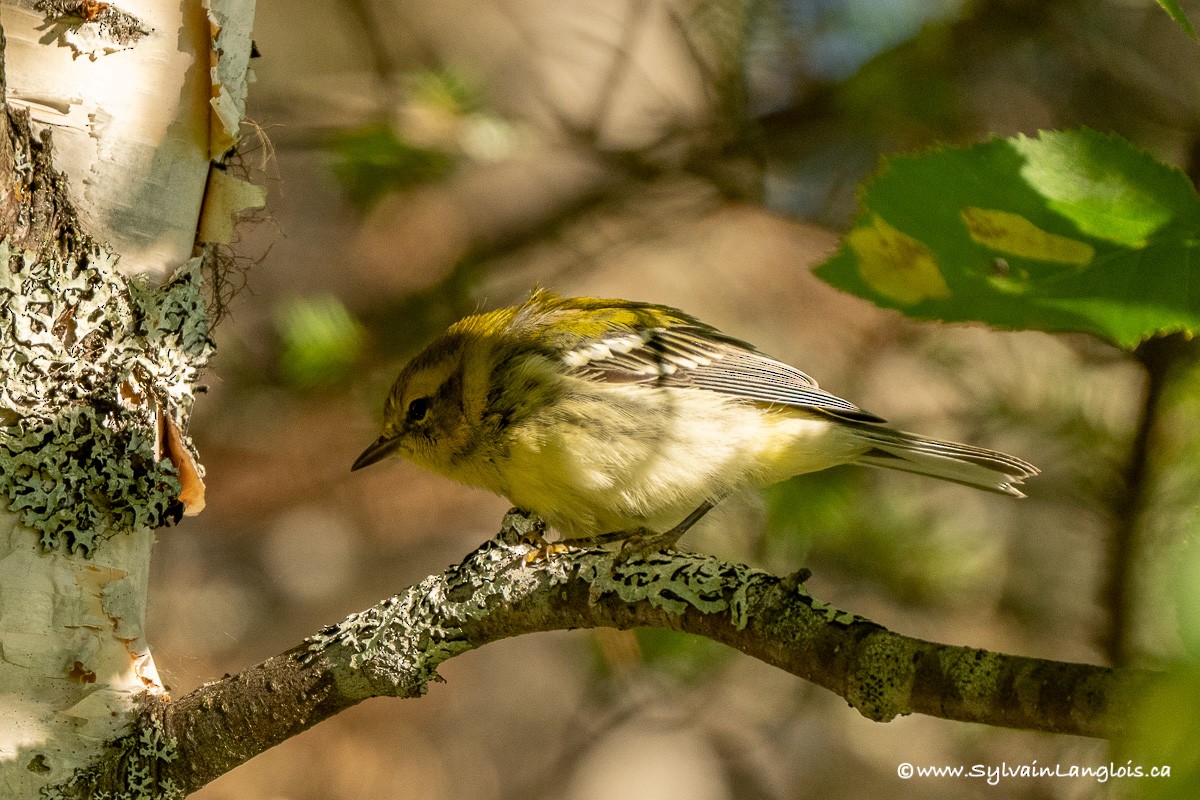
(405, 396), (431, 424)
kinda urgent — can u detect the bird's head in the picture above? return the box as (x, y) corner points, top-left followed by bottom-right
(352, 330), (486, 476)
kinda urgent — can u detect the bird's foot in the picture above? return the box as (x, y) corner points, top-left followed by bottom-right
(614, 529), (681, 562)
(497, 509), (576, 563)
(558, 527), (680, 562)
(511, 499), (720, 565)
(523, 540), (573, 564)
(608, 499), (718, 561)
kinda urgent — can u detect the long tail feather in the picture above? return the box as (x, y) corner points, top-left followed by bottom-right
(845, 423), (1038, 497)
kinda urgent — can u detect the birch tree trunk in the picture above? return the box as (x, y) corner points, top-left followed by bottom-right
(0, 2), (259, 796)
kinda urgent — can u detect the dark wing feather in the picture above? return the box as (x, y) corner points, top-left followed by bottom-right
(564, 324), (885, 423)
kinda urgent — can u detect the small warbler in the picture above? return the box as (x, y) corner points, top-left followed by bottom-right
(353, 290), (1037, 551)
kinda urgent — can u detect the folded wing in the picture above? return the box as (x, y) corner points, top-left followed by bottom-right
(562, 324), (886, 423)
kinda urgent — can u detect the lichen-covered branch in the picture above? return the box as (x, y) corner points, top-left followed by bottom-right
(138, 510), (1148, 798)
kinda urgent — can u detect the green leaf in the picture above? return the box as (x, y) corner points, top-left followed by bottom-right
(815, 129), (1200, 349)
(1157, 0), (1197, 39)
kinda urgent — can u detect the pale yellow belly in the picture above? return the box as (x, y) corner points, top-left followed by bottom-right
(494, 383), (863, 538)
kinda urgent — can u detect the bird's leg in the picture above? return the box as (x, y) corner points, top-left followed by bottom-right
(616, 498), (719, 561)
(535, 497), (723, 561)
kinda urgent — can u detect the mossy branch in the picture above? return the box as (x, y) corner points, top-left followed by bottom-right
(99, 510), (1151, 798)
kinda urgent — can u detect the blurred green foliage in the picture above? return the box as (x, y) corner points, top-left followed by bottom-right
(404, 67), (483, 116)
(630, 629), (734, 682)
(765, 467), (1003, 604)
(327, 123), (456, 212)
(834, 23), (963, 143)
(1125, 658), (1200, 799)
(326, 70), (484, 211)
(275, 295), (366, 390)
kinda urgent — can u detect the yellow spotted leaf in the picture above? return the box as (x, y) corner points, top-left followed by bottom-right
(961, 207), (1094, 266)
(816, 130), (1200, 348)
(847, 215), (950, 304)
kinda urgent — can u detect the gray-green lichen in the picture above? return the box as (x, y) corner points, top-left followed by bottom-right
(938, 647), (1004, 716)
(845, 634), (913, 723)
(801, 591), (868, 626)
(306, 511), (761, 694)
(40, 712), (182, 800)
(581, 550), (756, 627)
(0, 236), (213, 554)
(304, 533), (546, 691)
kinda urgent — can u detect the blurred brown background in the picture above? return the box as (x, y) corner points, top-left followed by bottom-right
(154, 0), (1200, 797)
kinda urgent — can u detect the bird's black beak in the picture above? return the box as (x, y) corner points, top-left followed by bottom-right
(351, 435), (403, 471)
